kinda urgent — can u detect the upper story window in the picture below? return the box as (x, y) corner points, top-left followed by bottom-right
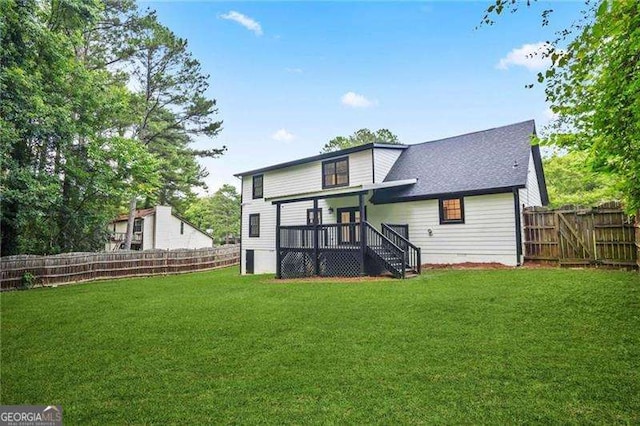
(252, 175), (263, 199)
(133, 218), (143, 233)
(439, 197), (465, 224)
(180, 222), (184, 235)
(322, 157), (349, 189)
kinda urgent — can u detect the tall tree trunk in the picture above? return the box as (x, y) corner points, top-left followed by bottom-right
(123, 197), (137, 250)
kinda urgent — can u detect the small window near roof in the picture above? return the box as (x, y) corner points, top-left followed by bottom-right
(439, 197), (465, 224)
(322, 157), (349, 189)
(249, 214), (260, 237)
(133, 218), (143, 233)
(180, 221), (184, 235)
(252, 175), (263, 199)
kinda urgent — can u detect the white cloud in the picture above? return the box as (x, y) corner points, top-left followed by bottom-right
(544, 107), (559, 121)
(341, 91), (377, 108)
(271, 128), (295, 143)
(497, 42), (552, 71)
(219, 11), (263, 36)
(285, 67), (303, 74)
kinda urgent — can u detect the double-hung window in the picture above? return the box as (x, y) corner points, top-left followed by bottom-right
(322, 157), (349, 189)
(249, 214), (260, 237)
(252, 175), (263, 199)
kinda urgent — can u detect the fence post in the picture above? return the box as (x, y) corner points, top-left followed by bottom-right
(634, 210), (640, 273)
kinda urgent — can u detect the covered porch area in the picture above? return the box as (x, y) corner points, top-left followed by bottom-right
(271, 182), (421, 279)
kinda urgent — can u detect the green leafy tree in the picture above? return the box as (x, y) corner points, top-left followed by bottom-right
(543, 151), (621, 207)
(321, 128), (400, 153)
(0, 0), (161, 255)
(183, 184), (240, 243)
(141, 109), (211, 214)
(122, 15), (225, 249)
(483, 0), (640, 212)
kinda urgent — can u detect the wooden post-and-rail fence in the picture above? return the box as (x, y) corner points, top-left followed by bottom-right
(523, 203), (638, 268)
(1, 245), (240, 290)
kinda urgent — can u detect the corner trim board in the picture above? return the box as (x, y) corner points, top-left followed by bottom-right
(513, 188), (522, 266)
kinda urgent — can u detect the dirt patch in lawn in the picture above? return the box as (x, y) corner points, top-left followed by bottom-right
(421, 262), (513, 270)
(263, 275), (395, 284)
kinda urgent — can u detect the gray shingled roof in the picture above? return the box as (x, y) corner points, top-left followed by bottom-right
(371, 120), (537, 203)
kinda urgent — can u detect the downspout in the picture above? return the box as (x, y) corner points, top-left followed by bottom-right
(313, 199), (319, 276)
(237, 176), (243, 275)
(371, 149), (376, 184)
(513, 188), (522, 266)
(276, 202), (282, 279)
(359, 193), (366, 275)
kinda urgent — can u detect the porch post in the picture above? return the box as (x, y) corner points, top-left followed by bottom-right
(359, 193), (366, 275)
(276, 202), (281, 278)
(313, 199), (320, 275)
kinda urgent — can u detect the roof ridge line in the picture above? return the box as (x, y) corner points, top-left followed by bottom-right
(408, 119), (535, 147)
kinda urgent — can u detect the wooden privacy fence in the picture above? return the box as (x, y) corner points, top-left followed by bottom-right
(1, 245), (240, 290)
(523, 203), (638, 268)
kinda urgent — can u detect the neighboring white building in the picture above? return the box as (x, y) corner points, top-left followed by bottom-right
(106, 205), (214, 251)
(235, 120), (549, 278)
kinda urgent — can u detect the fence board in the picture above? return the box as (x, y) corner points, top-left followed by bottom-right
(1, 245), (240, 290)
(524, 203), (637, 268)
(636, 211), (640, 270)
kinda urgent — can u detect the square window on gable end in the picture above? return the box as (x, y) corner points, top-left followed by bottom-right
(252, 175), (263, 199)
(439, 197), (465, 224)
(322, 157), (349, 189)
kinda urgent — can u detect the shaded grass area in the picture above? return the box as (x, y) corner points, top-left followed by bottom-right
(1, 267), (639, 424)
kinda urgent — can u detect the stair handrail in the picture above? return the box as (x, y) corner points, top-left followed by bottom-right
(381, 224), (422, 274)
(365, 222), (406, 278)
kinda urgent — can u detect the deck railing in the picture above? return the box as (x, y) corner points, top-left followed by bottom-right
(381, 223), (421, 274)
(277, 222), (417, 279)
(365, 223), (406, 278)
(280, 223), (361, 250)
(109, 232), (143, 243)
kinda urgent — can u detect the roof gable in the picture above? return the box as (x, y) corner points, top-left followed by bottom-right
(234, 143), (407, 177)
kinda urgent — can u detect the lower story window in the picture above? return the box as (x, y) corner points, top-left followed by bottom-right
(249, 214), (260, 237)
(439, 197), (465, 224)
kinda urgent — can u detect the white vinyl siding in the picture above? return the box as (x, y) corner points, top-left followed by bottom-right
(241, 150), (375, 274)
(519, 152), (542, 207)
(373, 148), (403, 183)
(263, 150), (373, 199)
(142, 215), (155, 250)
(241, 199), (276, 251)
(240, 148), (523, 272)
(241, 248), (275, 275)
(153, 206), (213, 249)
(517, 151), (542, 264)
(368, 193), (518, 266)
(241, 175), (276, 274)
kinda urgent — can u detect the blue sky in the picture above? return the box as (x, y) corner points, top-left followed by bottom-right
(143, 1), (584, 193)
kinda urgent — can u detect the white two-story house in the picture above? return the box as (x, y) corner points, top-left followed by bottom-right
(235, 120), (548, 279)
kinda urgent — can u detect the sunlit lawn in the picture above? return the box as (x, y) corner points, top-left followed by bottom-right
(1, 267), (639, 424)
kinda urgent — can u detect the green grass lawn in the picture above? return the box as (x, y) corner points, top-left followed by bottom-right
(1, 267), (639, 424)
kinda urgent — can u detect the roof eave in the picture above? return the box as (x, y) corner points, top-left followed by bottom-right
(234, 143), (408, 177)
(371, 185), (526, 205)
